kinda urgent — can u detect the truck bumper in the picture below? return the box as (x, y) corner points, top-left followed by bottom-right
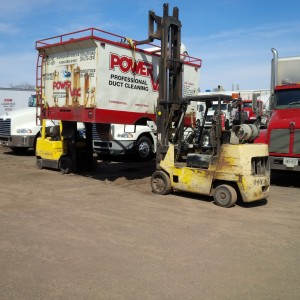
(93, 140), (134, 156)
(0, 135), (35, 148)
(270, 156), (300, 172)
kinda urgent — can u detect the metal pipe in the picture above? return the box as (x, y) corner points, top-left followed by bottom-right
(271, 48), (278, 91)
(270, 48), (278, 110)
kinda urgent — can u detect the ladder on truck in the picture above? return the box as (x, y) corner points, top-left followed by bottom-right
(36, 52), (44, 126)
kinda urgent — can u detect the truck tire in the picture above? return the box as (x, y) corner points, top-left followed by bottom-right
(213, 184), (237, 208)
(151, 171), (171, 195)
(136, 136), (153, 160)
(59, 156), (73, 174)
(10, 147), (29, 154)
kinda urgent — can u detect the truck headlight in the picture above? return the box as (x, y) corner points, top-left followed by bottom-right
(16, 129), (33, 134)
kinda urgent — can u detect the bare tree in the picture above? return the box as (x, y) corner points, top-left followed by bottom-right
(9, 82), (35, 89)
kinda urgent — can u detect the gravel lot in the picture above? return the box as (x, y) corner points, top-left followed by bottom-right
(0, 147), (299, 300)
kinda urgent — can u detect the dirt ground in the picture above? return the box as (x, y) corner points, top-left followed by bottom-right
(0, 147), (299, 300)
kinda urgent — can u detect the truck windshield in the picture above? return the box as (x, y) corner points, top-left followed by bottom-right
(243, 102), (252, 108)
(28, 95), (36, 107)
(209, 104), (228, 111)
(274, 89), (300, 108)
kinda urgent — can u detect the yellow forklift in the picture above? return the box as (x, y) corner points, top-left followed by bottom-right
(151, 94), (270, 207)
(36, 120), (93, 173)
(148, 4), (270, 207)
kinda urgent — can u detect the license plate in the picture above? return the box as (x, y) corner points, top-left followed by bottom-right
(283, 157), (298, 168)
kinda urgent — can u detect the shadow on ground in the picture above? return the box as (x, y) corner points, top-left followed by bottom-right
(4, 149), (35, 156)
(82, 154), (156, 182)
(271, 170), (300, 188)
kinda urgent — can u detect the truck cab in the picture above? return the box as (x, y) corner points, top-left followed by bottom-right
(255, 48), (300, 172)
(263, 84), (300, 171)
(0, 94), (42, 153)
(234, 99), (264, 127)
(204, 101), (235, 129)
(92, 122), (156, 160)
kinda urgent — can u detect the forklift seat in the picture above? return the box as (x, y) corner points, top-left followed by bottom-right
(50, 125), (60, 139)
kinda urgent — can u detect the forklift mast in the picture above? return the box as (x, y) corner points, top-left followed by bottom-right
(139, 3), (184, 166)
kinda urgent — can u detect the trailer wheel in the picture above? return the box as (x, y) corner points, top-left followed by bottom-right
(59, 156), (73, 174)
(136, 136), (153, 160)
(36, 158), (43, 169)
(151, 171), (171, 195)
(213, 184), (237, 208)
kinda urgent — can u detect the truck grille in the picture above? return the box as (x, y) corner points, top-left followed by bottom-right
(92, 123), (99, 140)
(269, 129), (289, 153)
(92, 123), (111, 140)
(295, 130), (300, 154)
(270, 129), (300, 154)
(0, 118), (11, 136)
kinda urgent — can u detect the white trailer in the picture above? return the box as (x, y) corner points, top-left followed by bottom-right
(35, 28), (201, 125)
(0, 87), (35, 116)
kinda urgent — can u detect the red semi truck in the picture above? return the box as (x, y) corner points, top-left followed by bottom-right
(240, 98), (264, 125)
(255, 48), (300, 171)
(234, 98), (265, 127)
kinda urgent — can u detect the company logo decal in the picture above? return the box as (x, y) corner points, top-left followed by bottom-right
(109, 53), (159, 92)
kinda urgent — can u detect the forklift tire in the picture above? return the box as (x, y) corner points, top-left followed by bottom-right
(59, 156), (73, 174)
(36, 158), (43, 169)
(151, 171), (171, 195)
(213, 184), (237, 208)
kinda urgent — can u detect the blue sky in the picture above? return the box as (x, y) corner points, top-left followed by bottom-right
(1, 0), (300, 91)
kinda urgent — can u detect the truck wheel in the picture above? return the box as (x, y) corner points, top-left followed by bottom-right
(151, 171), (171, 195)
(213, 184), (237, 208)
(36, 158), (43, 169)
(10, 147), (29, 154)
(136, 136), (153, 160)
(59, 156), (73, 174)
